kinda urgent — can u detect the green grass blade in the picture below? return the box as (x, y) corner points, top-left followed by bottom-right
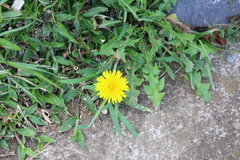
(119, 0), (139, 20)
(118, 112), (139, 138)
(10, 78), (40, 104)
(0, 38), (20, 50)
(109, 103), (122, 136)
(0, 21), (35, 36)
(5, 61), (61, 90)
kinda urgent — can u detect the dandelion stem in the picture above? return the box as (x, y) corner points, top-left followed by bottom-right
(113, 58), (120, 71)
(88, 99), (107, 127)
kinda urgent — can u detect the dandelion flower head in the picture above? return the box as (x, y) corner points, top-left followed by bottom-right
(94, 70), (129, 104)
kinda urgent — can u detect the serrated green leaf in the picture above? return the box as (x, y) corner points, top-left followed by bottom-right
(118, 38), (139, 62)
(156, 77), (165, 91)
(182, 33), (195, 43)
(168, 39), (182, 47)
(185, 43), (199, 55)
(126, 61), (144, 104)
(98, 38), (120, 56)
(159, 0), (177, 12)
(126, 87), (140, 105)
(141, 10), (165, 21)
(186, 71), (212, 102)
(147, 92), (165, 106)
(162, 62), (175, 80)
(199, 41), (214, 89)
(196, 83), (211, 102)
(143, 62), (165, 106)
(180, 53), (194, 73)
(59, 117), (76, 132)
(188, 41), (213, 60)
(143, 84), (154, 95)
(142, 65), (159, 77)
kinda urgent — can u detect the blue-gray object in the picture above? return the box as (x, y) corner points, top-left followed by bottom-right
(171, 0), (240, 26)
(227, 53), (238, 63)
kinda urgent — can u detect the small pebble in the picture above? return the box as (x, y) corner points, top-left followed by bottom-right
(226, 53), (238, 63)
(102, 109), (108, 115)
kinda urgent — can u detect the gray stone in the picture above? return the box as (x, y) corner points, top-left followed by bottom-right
(227, 53), (238, 63)
(171, 0), (240, 26)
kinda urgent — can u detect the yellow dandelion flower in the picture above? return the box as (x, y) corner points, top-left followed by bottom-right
(94, 70), (129, 104)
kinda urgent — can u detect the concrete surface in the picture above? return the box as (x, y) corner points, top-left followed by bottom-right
(172, 0), (240, 26)
(34, 43), (239, 159)
(1, 43), (239, 160)
(0, 45), (239, 160)
(1, 1), (240, 159)
(0, 32), (240, 160)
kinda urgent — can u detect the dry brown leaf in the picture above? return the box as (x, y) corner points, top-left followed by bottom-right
(2, 3), (12, 10)
(166, 18), (191, 34)
(213, 30), (226, 45)
(191, 25), (209, 32)
(1, 117), (9, 124)
(40, 109), (52, 124)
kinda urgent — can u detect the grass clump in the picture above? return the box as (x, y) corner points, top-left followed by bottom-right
(0, 0), (236, 159)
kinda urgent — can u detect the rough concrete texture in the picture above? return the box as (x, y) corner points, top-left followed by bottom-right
(0, 47), (239, 160)
(0, 46), (239, 160)
(30, 43), (239, 160)
(172, 0), (240, 26)
(1, 1), (240, 158)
